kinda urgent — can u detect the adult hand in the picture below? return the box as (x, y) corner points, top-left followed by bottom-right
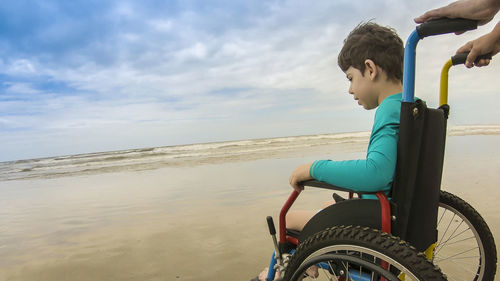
(289, 163), (313, 192)
(414, 0), (500, 27)
(457, 22), (500, 67)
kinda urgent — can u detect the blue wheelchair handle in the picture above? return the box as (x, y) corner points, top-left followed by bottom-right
(451, 52), (492, 65)
(403, 18), (478, 102)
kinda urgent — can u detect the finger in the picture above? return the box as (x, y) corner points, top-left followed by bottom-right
(478, 18), (494, 26)
(292, 179), (304, 191)
(292, 184), (303, 193)
(466, 48), (481, 68)
(414, 11), (436, 23)
(475, 58), (491, 67)
(290, 175), (298, 190)
(414, 7), (448, 23)
(414, 16), (424, 24)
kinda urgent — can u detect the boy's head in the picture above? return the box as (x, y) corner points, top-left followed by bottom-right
(338, 22), (404, 109)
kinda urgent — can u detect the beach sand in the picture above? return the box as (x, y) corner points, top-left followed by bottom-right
(0, 135), (499, 280)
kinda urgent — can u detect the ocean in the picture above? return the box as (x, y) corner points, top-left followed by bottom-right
(1, 125), (500, 182)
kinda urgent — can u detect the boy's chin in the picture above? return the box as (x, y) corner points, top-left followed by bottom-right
(356, 100), (374, 110)
(361, 104), (376, 110)
(357, 100), (366, 109)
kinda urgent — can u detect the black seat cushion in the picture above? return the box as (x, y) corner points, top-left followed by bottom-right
(298, 199), (381, 243)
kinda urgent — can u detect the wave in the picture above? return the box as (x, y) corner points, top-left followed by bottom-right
(447, 125), (500, 136)
(1, 125), (499, 181)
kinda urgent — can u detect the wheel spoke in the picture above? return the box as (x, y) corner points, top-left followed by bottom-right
(436, 255), (480, 261)
(371, 255), (376, 281)
(435, 226), (471, 255)
(446, 226), (471, 242)
(434, 246), (479, 263)
(437, 235), (476, 248)
(435, 219), (465, 254)
(345, 250), (350, 278)
(436, 213), (456, 250)
(434, 255), (481, 277)
(437, 208), (447, 227)
(327, 261), (339, 279)
(435, 253), (481, 264)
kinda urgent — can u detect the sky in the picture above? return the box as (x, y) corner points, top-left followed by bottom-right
(1, 0), (499, 162)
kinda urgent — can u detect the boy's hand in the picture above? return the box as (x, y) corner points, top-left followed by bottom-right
(289, 163), (313, 192)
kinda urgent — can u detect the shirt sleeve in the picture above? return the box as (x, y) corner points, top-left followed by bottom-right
(309, 99), (399, 193)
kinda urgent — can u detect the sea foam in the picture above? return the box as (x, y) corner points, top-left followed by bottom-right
(1, 125), (498, 181)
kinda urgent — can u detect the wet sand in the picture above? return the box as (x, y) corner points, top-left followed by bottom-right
(0, 135), (499, 280)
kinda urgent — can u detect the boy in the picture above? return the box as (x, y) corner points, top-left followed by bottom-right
(253, 22), (405, 281)
(286, 21), (404, 231)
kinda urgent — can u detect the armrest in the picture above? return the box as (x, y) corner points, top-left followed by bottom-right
(300, 180), (379, 195)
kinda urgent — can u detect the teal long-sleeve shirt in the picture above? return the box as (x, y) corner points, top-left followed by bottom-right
(310, 93), (402, 193)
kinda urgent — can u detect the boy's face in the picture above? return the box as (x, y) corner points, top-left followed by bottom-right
(345, 66), (379, 110)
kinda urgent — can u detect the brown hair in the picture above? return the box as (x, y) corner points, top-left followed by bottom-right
(338, 22), (404, 82)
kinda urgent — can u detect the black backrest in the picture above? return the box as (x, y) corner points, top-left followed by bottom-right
(391, 100), (448, 252)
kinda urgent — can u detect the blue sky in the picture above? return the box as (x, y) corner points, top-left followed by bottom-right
(1, 0), (499, 162)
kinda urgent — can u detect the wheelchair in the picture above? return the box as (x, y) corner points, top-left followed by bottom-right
(262, 19), (497, 281)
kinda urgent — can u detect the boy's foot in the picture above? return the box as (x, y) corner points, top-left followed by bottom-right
(251, 266), (318, 281)
(258, 268), (269, 281)
(249, 268), (268, 281)
(250, 267), (279, 281)
(305, 265), (319, 278)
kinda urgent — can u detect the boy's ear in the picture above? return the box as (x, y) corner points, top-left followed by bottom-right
(364, 59), (378, 80)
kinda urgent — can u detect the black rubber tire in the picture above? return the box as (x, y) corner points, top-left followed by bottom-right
(283, 225), (447, 281)
(438, 190), (497, 281)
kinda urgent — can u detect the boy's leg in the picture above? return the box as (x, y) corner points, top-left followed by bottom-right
(286, 210), (317, 231)
(321, 200), (336, 209)
(286, 201), (337, 231)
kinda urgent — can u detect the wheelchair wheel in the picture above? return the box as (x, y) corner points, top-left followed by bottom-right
(287, 252), (402, 281)
(434, 190), (497, 281)
(283, 225), (446, 281)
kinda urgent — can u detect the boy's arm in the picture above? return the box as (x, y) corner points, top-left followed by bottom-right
(310, 126), (398, 193)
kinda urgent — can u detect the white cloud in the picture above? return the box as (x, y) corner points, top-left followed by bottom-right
(177, 42), (208, 60)
(148, 19), (173, 32)
(6, 59), (36, 74)
(4, 82), (41, 95)
(111, 2), (136, 18)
